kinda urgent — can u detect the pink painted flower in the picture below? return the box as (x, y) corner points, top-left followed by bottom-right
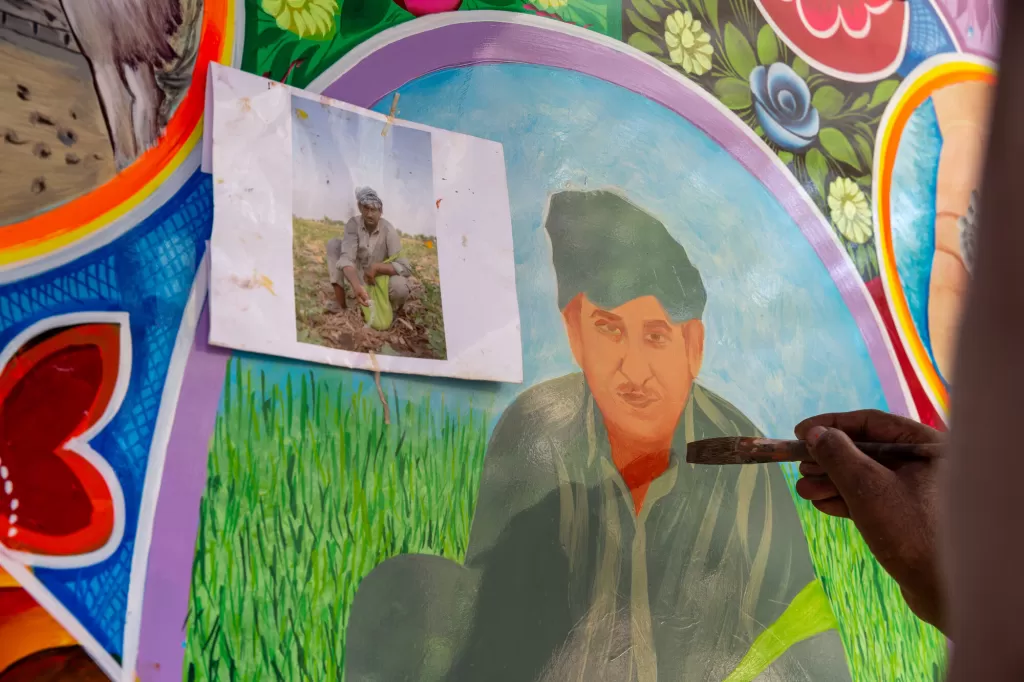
(393, 0), (461, 16)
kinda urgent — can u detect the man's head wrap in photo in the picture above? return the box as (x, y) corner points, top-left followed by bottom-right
(356, 187), (383, 210)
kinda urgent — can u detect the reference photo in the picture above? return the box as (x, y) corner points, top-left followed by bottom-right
(291, 98), (447, 360)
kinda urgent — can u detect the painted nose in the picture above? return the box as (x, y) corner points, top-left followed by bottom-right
(619, 346), (653, 386)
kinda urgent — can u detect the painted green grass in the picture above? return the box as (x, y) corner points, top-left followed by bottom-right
(183, 357), (488, 680)
(782, 465), (947, 681)
(184, 356), (945, 681)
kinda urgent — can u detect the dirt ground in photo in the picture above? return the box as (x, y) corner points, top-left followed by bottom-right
(293, 217), (447, 360)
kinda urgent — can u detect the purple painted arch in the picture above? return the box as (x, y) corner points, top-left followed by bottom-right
(318, 15), (912, 417)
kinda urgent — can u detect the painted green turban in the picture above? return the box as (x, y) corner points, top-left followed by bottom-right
(544, 190), (706, 322)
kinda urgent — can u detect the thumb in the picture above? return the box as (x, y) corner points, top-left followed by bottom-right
(806, 425), (891, 503)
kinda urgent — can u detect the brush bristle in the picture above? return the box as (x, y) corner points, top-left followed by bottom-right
(686, 437), (757, 465)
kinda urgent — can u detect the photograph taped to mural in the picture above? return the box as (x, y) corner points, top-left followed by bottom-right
(0, 0), (1005, 678)
(292, 100), (447, 360)
(207, 65), (521, 382)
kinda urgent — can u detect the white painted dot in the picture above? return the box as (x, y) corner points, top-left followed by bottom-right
(6, 527), (15, 538)
(9, 499), (16, 511)
(0, 466), (7, 480)
(8, 514), (16, 525)
(3, 481), (11, 495)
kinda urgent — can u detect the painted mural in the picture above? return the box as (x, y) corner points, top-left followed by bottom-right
(0, 0), (999, 680)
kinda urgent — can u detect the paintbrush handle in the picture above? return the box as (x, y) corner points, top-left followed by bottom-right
(756, 439), (943, 463)
(685, 436), (945, 465)
(850, 441), (944, 460)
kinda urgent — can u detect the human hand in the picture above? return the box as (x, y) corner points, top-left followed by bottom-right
(794, 409), (946, 630)
(364, 265), (378, 285)
(355, 286), (371, 307)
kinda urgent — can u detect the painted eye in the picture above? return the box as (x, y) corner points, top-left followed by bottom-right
(645, 332), (669, 347)
(594, 320), (622, 338)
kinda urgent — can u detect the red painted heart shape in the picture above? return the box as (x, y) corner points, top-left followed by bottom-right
(0, 317), (128, 567)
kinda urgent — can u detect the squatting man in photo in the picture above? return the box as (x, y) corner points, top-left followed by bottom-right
(326, 187), (413, 326)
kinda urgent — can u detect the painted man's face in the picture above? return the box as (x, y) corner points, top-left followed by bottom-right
(564, 294), (704, 448)
(359, 203), (382, 229)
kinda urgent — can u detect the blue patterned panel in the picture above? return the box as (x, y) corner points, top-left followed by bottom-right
(899, 0), (958, 76)
(0, 170), (213, 657)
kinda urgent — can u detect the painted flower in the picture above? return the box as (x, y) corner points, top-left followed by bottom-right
(534, 0), (569, 9)
(394, 0), (462, 15)
(828, 177), (872, 243)
(755, 0), (907, 78)
(665, 11), (714, 76)
(262, 0), (338, 39)
(0, 315), (129, 568)
(750, 63), (819, 152)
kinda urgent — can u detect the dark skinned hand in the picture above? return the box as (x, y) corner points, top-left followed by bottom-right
(363, 265), (378, 286)
(794, 409), (946, 631)
(355, 285), (371, 307)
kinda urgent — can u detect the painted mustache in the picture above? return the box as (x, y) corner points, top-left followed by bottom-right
(616, 382), (660, 408)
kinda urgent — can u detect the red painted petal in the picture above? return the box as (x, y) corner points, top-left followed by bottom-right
(837, 0), (870, 33)
(758, 0), (907, 76)
(0, 323), (121, 557)
(799, 0), (843, 33)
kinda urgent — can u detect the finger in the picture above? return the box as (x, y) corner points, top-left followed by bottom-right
(805, 426), (893, 506)
(796, 409), (941, 444)
(812, 497), (851, 518)
(795, 475), (840, 502)
(799, 461), (826, 476)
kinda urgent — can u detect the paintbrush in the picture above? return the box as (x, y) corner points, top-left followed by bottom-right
(686, 436), (943, 465)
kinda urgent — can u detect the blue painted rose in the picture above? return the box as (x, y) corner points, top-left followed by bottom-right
(749, 63), (820, 152)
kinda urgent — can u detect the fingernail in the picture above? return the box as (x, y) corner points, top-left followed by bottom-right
(806, 426), (827, 445)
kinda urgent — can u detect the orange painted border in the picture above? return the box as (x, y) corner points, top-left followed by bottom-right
(875, 60), (996, 414)
(0, 0), (236, 266)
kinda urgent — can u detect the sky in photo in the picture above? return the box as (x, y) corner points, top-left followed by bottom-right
(292, 98), (436, 237)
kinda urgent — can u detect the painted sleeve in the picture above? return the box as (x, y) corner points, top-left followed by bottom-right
(337, 218), (359, 271)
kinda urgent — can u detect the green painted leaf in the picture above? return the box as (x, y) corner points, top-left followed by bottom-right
(628, 32), (665, 55)
(853, 134), (873, 169)
(812, 86), (844, 118)
(754, 125), (764, 137)
(806, 147), (828, 199)
(714, 77), (752, 110)
(340, 0), (393, 35)
(820, 127), (861, 171)
(856, 243), (869, 274)
(632, 0), (662, 23)
(778, 150), (794, 164)
(704, 0), (720, 31)
(724, 23), (756, 78)
(722, 580), (837, 681)
(854, 121), (874, 138)
(870, 79), (900, 108)
(627, 9), (660, 37)
(756, 25), (778, 65)
(851, 93), (869, 110)
(792, 57), (810, 79)
(650, 0), (669, 8)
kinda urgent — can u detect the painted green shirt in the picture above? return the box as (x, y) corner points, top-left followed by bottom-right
(345, 374), (851, 681)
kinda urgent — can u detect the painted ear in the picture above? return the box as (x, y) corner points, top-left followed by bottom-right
(0, 320), (128, 565)
(682, 319), (705, 377)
